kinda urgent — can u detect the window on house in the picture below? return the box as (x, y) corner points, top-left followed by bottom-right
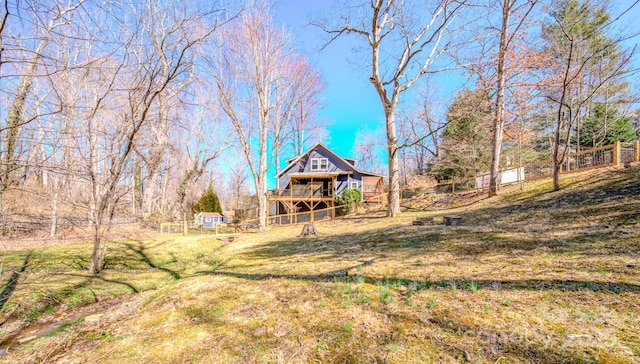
(310, 158), (328, 171)
(350, 181), (358, 189)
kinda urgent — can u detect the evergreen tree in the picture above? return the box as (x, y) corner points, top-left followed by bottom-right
(433, 88), (492, 181)
(194, 186), (222, 213)
(541, 0), (634, 190)
(579, 104), (637, 147)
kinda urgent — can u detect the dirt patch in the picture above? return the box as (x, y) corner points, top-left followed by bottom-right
(0, 295), (142, 360)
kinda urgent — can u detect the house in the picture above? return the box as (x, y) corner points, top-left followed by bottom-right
(194, 212), (227, 228)
(269, 142), (385, 222)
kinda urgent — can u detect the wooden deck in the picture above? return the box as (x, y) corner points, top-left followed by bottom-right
(268, 187), (333, 201)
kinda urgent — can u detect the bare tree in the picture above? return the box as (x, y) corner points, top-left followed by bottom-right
(132, 0), (202, 220)
(0, 0), (84, 217)
(487, 0), (537, 197)
(270, 56), (324, 173)
(315, 0), (467, 216)
(174, 91), (231, 218)
(353, 128), (386, 174)
(0, 0), (8, 73)
(61, 1), (224, 273)
(227, 157), (250, 211)
(398, 85), (449, 177)
(210, 2), (319, 231)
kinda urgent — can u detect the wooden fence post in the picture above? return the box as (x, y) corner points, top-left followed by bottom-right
(183, 213), (188, 236)
(613, 141), (621, 166)
(634, 140), (640, 162)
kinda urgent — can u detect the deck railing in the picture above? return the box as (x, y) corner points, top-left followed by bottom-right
(269, 187), (333, 198)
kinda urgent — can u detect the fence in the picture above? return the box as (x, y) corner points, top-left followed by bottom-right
(1, 215), (138, 237)
(621, 141), (639, 164)
(162, 141), (640, 231)
(159, 220), (247, 235)
(402, 140), (640, 198)
(269, 186), (334, 198)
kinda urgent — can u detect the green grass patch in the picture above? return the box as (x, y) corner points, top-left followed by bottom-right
(1, 167), (639, 363)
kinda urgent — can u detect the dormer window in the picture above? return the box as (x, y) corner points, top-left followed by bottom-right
(310, 158), (328, 171)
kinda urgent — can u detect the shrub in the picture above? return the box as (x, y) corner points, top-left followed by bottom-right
(335, 188), (362, 215)
(141, 212), (164, 229)
(401, 189), (414, 199)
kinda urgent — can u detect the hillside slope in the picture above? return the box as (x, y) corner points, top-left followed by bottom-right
(1, 166), (638, 363)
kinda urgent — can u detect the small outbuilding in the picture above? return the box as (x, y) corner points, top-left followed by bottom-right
(194, 212), (227, 228)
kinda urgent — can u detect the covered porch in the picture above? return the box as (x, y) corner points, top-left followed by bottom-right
(268, 172), (346, 225)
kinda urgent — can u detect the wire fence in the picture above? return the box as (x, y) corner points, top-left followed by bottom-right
(10, 142), (635, 236)
(265, 141), (640, 226)
(416, 141), (638, 196)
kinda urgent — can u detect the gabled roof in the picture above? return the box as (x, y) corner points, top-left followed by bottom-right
(195, 212), (225, 217)
(288, 171), (348, 178)
(276, 141), (384, 179)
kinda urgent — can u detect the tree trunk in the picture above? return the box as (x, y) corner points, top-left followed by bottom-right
(552, 106), (565, 192)
(552, 159), (561, 191)
(385, 110), (400, 217)
(257, 144), (268, 231)
(275, 143), (281, 175)
(50, 179), (59, 237)
(489, 1), (511, 197)
(258, 108), (269, 231)
(489, 120), (504, 196)
(89, 207), (104, 274)
(141, 168), (158, 218)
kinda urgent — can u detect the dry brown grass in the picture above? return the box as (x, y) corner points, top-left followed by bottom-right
(0, 166), (639, 363)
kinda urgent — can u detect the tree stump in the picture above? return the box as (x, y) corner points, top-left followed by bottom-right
(299, 222), (317, 237)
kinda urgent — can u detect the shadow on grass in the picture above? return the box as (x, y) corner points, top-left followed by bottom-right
(238, 222), (637, 266)
(0, 252), (32, 311)
(60, 272), (140, 294)
(121, 242), (181, 280)
(242, 168), (640, 264)
(197, 263), (640, 294)
(465, 167), (640, 228)
(0, 240), (184, 323)
(395, 309), (594, 364)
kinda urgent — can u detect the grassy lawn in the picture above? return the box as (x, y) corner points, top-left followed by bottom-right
(0, 167), (638, 363)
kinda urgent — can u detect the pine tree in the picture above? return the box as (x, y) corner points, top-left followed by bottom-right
(433, 88), (492, 181)
(541, 0), (634, 190)
(579, 104), (637, 147)
(194, 186), (222, 213)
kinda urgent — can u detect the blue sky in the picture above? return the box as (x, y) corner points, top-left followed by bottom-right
(273, 0), (384, 159)
(272, 0), (640, 161)
(246, 0), (640, 190)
